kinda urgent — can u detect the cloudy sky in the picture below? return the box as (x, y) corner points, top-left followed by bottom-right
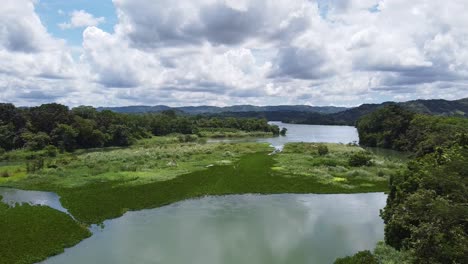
(1, 0), (467, 107)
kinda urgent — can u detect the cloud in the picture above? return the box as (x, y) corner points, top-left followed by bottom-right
(112, 0), (315, 48)
(59, 10), (105, 30)
(2, 0), (468, 107)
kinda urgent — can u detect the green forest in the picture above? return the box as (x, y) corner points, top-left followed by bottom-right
(336, 105), (468, 263)
(0, 103), (280, 153)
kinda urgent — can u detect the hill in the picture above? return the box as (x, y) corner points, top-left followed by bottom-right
(97, 105), (348, 115)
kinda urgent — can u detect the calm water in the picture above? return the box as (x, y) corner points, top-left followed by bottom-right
(0, 187), (69, 214)
(209, 122), (359, 149)
(42, 193), (386, 264)
(1, 124), (385, 263)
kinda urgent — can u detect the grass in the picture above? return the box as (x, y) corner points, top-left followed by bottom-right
(0, 196), (91, 264)
(56, 149), (394, 224)
(197, 128), (274, 138)
(1, 139), (272, 188)
(273, 143), (406, 190)
(0, 139), (406, 225)
(0, 139), (407, 263)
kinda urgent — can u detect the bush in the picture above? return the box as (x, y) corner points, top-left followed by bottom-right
(1, 171), (10, 178)
(45, 145), (58, 157)
(348, 152), (372, 167)
(280, 127), (287, 136)
(317, 145), (329, 156)
(334, 250), (378, 264)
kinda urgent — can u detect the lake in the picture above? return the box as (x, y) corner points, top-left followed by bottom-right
(209, 122), (359, 149)
(0, 124), (386, 263)
(42, 193), (386, 264)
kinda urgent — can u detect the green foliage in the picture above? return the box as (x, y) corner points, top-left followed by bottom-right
(0, 201), (91, 264)
(51, 124), (78, 152)
(357, 104), (414, 150)
(21, 132), (51, 151)
(0, 103), (280, 153)
(317, 145), (329, 156)
(381, 146), (468, 263)
(335, 241), (414, 264)
(280, 127), (287, 136)
(357, 105), (468, 156)
(334, 250), (378, 264)
(348, 152), (372, 167)
(45, 145), (59, 157)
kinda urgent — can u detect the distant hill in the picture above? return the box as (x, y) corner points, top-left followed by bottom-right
(98, 97), (467, 126)
(97, 105), (348, 115)
(327, 97), (468, 125)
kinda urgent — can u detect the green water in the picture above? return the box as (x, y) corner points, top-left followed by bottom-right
(42, 193), (386, 264)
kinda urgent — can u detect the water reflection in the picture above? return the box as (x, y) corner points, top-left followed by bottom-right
(43, 193), (386, 264)
(0, 187), (69, 214)
(208, 122), (359, 150)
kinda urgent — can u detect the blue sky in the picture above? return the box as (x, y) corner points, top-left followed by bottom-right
(36, 0), (117, 46)
(0, 0), (467, 107)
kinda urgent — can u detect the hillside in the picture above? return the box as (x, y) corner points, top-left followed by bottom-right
(97, 105), (348, 115)
(98, 98), (468, 126)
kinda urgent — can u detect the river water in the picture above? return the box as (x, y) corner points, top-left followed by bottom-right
(209, 121), (359, 149)
(42, 193), (386, 264)
(0, 123), (387, 264)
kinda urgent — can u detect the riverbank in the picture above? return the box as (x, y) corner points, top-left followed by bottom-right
(0, 137), (406, 263)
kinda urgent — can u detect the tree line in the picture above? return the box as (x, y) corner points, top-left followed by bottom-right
(0, 103), (280, 153)
(337, 105), (467, 263)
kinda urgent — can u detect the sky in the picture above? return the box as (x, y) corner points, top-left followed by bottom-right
(0, 0), (467, 107)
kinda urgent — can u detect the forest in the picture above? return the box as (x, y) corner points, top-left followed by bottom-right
(336, 105), (468, 263)
(0, 103), (280, 153)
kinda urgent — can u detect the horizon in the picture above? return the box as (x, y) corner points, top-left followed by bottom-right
(6, 96), (467, 109)
(1, 1), (468, 107)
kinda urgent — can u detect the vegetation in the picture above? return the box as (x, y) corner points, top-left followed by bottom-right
(99, 98), (467, 126)
(357, 104), (468, 156)
(335, 250), (378, 264)
(0, 197), (91, 264)
(340, 105), (468, 263)
(1, 140), (402, 225)
(0, 103), (281, 153)
(381, 145), (468, 263)
(348, 151), (373, 167)
(272, 143), (403, 191)
(334, 242), (414, 264)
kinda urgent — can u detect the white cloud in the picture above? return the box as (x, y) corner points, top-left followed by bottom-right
(59, 10), (105, 30)
(1, 0), (468, 107)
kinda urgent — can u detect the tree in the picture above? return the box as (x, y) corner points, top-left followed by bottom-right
(280, 127), (287, 136)
(334, 251), (378, 264)
(109, 125), (133, 146)
(381, 146), (468, 263)
(29, 103), (71, 134)
(21, 131), (51, 151)
(51, 124), (78, 152)
(356, 104), (414, 150)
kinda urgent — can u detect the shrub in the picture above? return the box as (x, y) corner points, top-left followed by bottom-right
(334, 250), (378, 264)
(280, 128), (287, 136)
(45, 145), (58, 157)
(1, 171), (10, 178)
(348, 152), (372, 167)
(317, 145), (329, 156)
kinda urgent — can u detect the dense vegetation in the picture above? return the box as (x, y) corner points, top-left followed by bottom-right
(337, 105), (468, 264)
(357, 104), (468, 156)
(0, 197), (91, 264)
(0, 103), (280, 153)
(1, 140), (399, 224)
